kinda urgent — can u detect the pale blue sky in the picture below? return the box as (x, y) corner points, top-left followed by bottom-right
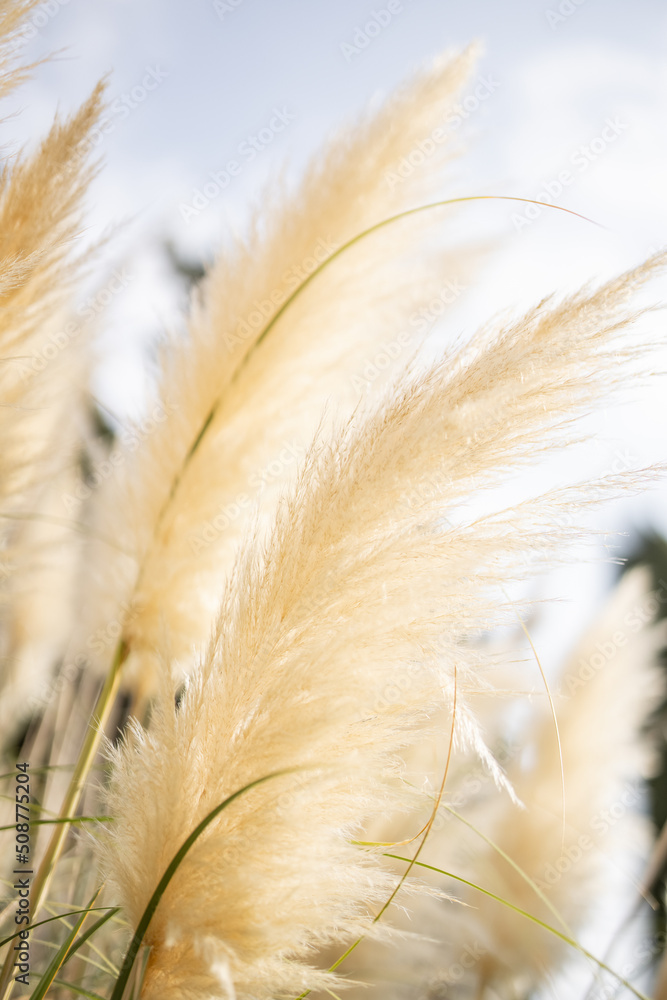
(11, 0), (667, 254)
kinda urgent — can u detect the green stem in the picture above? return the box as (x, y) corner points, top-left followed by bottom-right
(0, 640), (127, 1000)
(385, 854), (651, 1000)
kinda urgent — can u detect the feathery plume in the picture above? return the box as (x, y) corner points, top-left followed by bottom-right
(100, 244), (665, 997)
(0, 0), (38, 99)
(0, 5), (105, 737)
(421, 567), (665, 998)
(82, 48), (479, 697)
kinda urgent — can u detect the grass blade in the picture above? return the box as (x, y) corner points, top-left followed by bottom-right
(52, 979), (108, 1000)
(0, 907), (118, 948)
(64, 907), (121, 960)
(384, 853), (651, 1000)
(109, 768), (297, 1000)
(0, 816), (112, 832)
(28, 888), (102, 1000)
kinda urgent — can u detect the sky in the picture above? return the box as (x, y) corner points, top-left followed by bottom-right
(8, 1), (667, 402)
(5, 0), (667, 988)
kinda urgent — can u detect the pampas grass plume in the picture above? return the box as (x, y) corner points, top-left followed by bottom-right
(100, 243), (667, 996)
(0, 5), (664, 999)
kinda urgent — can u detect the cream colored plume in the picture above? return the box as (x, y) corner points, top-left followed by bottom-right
(82, 47), (479, 696)
(391, 566), (665, 999)
(100, 237), (665, 998)
(468, 567), (664, 994)
(0, 0), (37, 98)
(0, 2), (105, 738)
